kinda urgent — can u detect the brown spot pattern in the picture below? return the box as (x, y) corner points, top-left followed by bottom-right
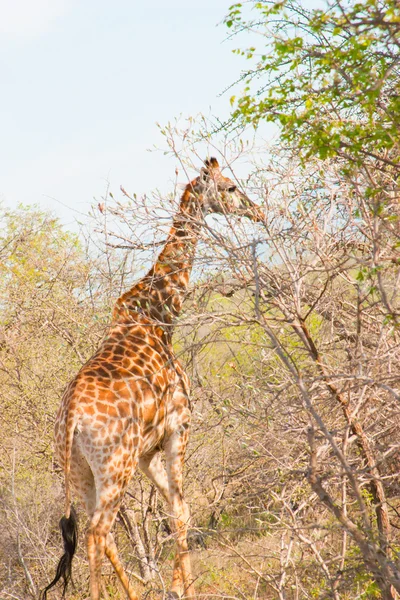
(51, 158), (262, 600)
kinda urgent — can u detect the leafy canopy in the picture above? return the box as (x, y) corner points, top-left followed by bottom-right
(225, 0), (400, 170)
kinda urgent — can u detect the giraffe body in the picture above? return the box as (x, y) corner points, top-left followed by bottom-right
(43, 158), (263, 600)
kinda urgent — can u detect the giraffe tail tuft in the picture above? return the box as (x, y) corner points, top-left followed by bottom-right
(40, 505), (78, 599)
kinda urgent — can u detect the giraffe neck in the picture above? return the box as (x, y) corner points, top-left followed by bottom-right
(113, 187), (202, 333)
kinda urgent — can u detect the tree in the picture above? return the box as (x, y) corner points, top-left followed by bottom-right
(0, 206), (113, 598)
(221, 2), (400, 596)
(1, 102), (399, 598)
(140, 120), (400, 597)
(225, 0), (400, 171)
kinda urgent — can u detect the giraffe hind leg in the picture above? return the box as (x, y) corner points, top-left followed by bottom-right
(70, 441), (139, 600)
(87, 447), (141, 600)
(105, 532), (139, 599)
(87, 495), (141, 600)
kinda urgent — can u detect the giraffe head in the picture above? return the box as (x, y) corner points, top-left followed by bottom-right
(191, 157), (264, 222)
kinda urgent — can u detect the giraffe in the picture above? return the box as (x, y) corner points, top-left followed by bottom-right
(41, 157), (263, 600)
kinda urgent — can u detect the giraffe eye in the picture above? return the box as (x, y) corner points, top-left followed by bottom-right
(227, 185), (237, 193)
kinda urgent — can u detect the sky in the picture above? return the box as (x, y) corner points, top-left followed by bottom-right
(1, 0), (265, 230)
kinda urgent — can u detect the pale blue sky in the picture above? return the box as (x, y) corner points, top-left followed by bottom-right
(1, 0), (258, 227)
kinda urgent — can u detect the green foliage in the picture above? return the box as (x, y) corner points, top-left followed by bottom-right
(0, 207), (94, 444)
(225, 0), (400, 171)
(0, 205), (121, 598)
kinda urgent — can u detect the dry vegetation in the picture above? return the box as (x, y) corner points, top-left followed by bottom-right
(0, 132), (399, 600)
(3, 0), (400, 596)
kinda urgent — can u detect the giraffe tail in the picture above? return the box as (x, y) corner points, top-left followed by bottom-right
(63, 410), (77, 519)
(40, 415), (78, 599)
(40, 505), (78, 599)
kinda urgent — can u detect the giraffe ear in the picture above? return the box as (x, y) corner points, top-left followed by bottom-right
(204, 157), (220, 170)
(198, 157), (220, 187)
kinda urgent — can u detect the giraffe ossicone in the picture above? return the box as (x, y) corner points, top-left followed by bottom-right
(41, 158), (263, 600)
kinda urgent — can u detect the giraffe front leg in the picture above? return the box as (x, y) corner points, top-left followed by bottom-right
(164, 429), (195, 599)
(140, 451), (184, 593)
(169, 494), (192, 598)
